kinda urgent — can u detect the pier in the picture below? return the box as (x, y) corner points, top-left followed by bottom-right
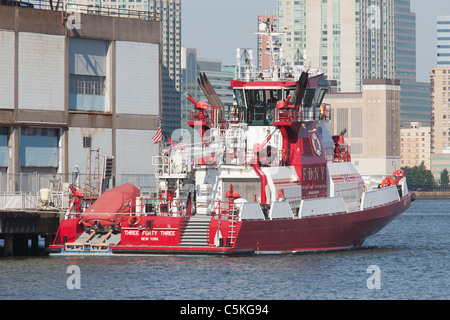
(0, 210), (60, 256)
(414, 191), (450, 199)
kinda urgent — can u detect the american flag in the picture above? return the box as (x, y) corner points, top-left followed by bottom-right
(152, 127), (163, 144)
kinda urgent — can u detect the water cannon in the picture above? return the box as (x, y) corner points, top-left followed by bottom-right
(68, 184), (84, 198)
(276, 95), (294, 109)
(338, 128), (347, 144)
(68, 184), (84, 213)
(186, 94), (209, 110)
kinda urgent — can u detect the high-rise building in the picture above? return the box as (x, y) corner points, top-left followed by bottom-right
(430, 16), (450, 181)
(181, 47), (199, 130)
(276, 0), (430, 127)
(257, 15), (278, 71)
(437, 16), (450, 67)
(152, 0), (182, 137)
(68, 0), (182, 136)
(394, 0), (431, 128)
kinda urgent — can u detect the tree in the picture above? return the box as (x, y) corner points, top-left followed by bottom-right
(440, 168), (449, 187)
(402, 161), (436, 187)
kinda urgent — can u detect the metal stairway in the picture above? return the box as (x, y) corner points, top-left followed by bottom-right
(179, 215), (212, 247)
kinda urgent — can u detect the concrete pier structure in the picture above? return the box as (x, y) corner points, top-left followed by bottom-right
(0, 210), (60, 256)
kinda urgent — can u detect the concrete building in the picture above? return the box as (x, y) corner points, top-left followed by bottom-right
(323, 79), (401, 179)
(430, 66), (450, 180)
(0, 6), (161, 194)
(276, 0), (430, 127)
(431, 152), (450, 182)
(400, 122), (431, 169)
(68, 0), (182, 136)
(257, 15), (278, 71)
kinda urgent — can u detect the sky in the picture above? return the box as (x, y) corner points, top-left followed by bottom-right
(181, 0), (450, 83)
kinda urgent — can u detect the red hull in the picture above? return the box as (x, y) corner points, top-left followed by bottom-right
(233, 193), (412, 253)
(49, 193), (412, 256)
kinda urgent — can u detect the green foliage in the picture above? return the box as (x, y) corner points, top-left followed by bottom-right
(401, 161), (436, 187)
(440, 168), (449, 187)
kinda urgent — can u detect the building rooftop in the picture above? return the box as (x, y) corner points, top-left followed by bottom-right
(6, 0), (160, 21)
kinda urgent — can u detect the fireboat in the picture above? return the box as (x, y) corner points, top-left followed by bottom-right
(48, 21), (413, 256)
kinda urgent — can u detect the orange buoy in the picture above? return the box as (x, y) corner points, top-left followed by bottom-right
(128, 215), (141, 227)
(277, 188), (285, 200)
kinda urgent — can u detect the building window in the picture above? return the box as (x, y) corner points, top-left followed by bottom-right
(69, 75), (106, 112)
(83, 136), (92, 149)
(75, 76), (105, 96)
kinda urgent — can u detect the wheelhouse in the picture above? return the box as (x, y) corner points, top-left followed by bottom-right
(230, 76), (330, 125)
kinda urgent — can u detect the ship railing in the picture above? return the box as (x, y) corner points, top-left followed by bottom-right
(274, 108), (301, 122)
(273, 104), (332, 123)
(211, 200), (238, 220)
(189, 147), (288, 168)
(153, 154), (190, 176)
(178, 199), (193, 243)
(132, 197), (192, 218)
(65, 198), (96, 219)
(188, 106), (219, 127)
(211, 200), (239, 246)
(158, 142), (288, 169)
(324, 145), (352, 163)
(231, 148), (288, 167)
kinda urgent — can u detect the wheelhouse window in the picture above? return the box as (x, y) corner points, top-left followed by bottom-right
(234, 88), (295, 125)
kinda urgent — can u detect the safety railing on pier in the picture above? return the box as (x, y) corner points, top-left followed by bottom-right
(0, 192), (38, 210)
(0, 172), (157, 211)
(2, 0), (160, 21)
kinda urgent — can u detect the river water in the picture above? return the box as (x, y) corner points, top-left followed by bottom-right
(0, 199), (448, 302)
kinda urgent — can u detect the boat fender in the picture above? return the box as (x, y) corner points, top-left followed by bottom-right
(277, 189), (285, 200)
(128, 215), (141, 227)
(381, 177), (396, 188)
